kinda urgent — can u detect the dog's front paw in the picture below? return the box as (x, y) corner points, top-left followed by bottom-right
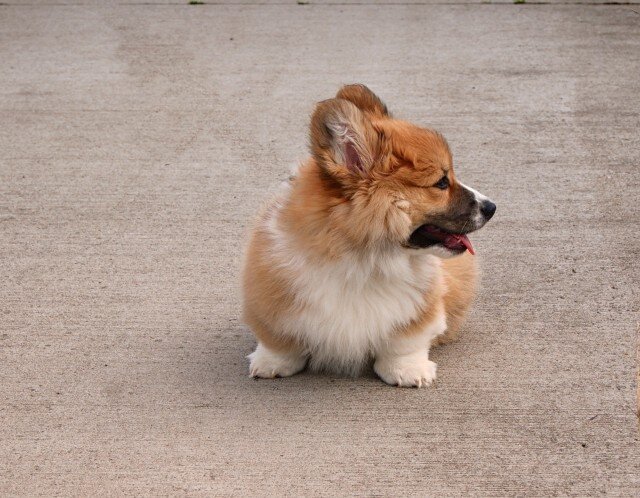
(374, 352), (437, 388)
(248, 343), (307, 379)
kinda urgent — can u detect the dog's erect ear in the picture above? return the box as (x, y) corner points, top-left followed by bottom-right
(335, 84), (389, 118)
(310, 98), (381, 178)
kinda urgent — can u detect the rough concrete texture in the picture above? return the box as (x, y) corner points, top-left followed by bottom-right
(1, 2), (639, 496)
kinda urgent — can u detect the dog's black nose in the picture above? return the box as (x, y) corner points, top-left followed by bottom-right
(480, 200), (496, 220)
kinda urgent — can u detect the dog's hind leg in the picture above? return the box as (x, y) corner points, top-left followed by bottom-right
(245, 317), (308, 378)
(248, 342), (308, 379)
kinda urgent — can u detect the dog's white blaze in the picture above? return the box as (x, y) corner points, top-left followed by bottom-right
(263, 193), (442, 375)
(459, 182), (493, 229)
(460, 182), (490, 203)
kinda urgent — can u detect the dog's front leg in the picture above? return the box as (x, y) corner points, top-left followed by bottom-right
(374, 311), (446, 388)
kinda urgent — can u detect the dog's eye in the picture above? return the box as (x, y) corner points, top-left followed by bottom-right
(434, 176), (449, 190)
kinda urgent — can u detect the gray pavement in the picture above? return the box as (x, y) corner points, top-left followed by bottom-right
(1, 1), (639, 496)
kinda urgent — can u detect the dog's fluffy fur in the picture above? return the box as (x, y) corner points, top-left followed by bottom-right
(242, 85), (495, 387)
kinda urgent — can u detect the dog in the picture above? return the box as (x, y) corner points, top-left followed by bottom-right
(241, 84), (495, 387)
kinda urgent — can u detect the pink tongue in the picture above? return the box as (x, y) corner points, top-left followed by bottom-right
(444, 234), (475, 255)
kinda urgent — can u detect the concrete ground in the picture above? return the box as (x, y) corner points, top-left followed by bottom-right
(1, 1), (639, 496)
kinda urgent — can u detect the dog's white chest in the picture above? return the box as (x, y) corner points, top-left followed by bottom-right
(280, 253), (435, 374)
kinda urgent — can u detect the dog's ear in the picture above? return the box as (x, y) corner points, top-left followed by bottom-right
(336, 84), (389, 118)
(310, 98), (381, 178)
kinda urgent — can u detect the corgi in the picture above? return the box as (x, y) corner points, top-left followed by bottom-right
(241, 84), (496, 387)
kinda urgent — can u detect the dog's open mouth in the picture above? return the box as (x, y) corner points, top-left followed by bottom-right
(408, 224), (475, 255)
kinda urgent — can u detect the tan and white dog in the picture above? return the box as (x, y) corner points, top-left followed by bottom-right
(241, 85), (496, 387)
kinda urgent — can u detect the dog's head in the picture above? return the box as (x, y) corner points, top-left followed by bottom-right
(309, 84), (496, 258)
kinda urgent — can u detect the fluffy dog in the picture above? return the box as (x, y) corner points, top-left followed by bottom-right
(242, 84), (495, 387)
